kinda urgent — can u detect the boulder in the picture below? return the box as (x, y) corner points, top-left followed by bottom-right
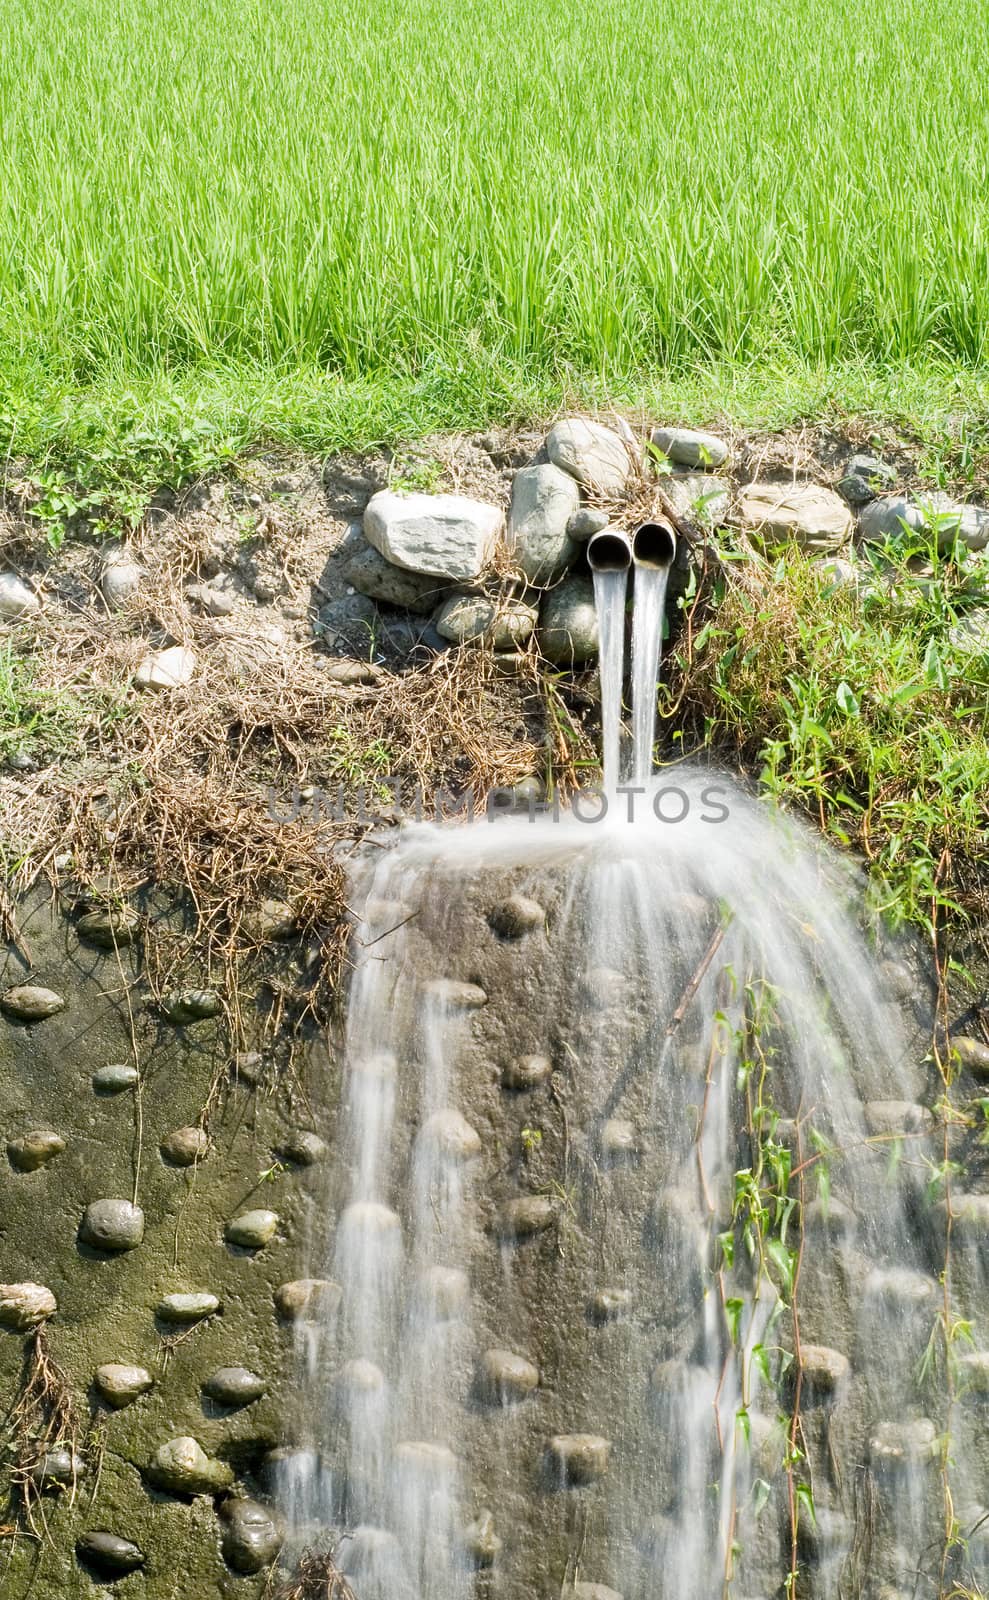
(364, 490), (503, 582)
(0, 1282), (57, 1330)
(100, 550), (145, 608)
(498, 1196), (557, 1239)
(77, 1532), (145, 1575)
(203, 1367), (266, 1407)
(434, 593), (537, 648)
(94, 1364), (154, 1408)
(220, 1497), (283, 1574)
(148, 1436), (234, 1495)
(547, 1433), (611, 1484)
(539, 577), (598, 666)
(7, 1131), (66, 1171)
(488, 894), (545, 938)
(546, 419), (634, 498)
(837, 453), (897, 505)
(160, 1126), (210, 1166)
(225, 1209), (279, 1248)
(76, 905), (140, 948)
(1, 984), (65, 1020)
(738, 482), (852, 551)
(949, 608), (989, 658)
(477, 1348), (539, 1403)
(650, 426), (728, 468)
(134, 645), (197, 691)
(342, 534), (449, 613)
(507, 463), (580, 586)
(79, 1199), (145, 1252)
(567, 508), (610, 541)
(93, 1063), (138, 1092)
(0, 572), (40, 619)
(665, 473), (730, 526)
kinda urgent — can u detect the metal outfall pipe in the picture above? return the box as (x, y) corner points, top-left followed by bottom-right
(586, 526), (633, 573)
(631, 519), (677, 571)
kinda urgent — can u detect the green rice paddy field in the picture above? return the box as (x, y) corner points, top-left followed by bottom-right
(2, 0), (989, 458)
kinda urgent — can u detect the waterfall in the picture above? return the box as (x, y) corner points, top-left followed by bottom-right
(281, 575), (959, 1600)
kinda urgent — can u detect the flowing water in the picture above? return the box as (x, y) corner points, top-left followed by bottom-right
(284, 565), (965, 1600)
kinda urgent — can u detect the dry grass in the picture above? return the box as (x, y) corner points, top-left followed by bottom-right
(270, 1547), (358, 1600)
(3, 1329), (82, 1539)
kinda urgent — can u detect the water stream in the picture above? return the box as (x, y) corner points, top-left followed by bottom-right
(284, 563), (962, 1600)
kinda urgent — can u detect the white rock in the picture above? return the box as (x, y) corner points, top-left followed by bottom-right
(134, 645), (197, 691)
(665, 473), (730, 526)
(0, 572), (39, 620)
(650, 426), (728, 468)
(545, 418), (635, 498)
(364, 491), (503, 582)
(738, 482), (852, 552)
(0, 1282), (57, 1330)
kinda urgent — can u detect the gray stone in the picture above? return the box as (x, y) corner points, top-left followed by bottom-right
(799, 1343), (850, 1395)
(539, 577), (599, 666)
(858, 494), (927, 542)
(343, 535), (449, 613)
(80, 1199), (145, 1252)
(957, 1351), (989, 1395)
(243, 898), (297, 941)
(220, 1497), (283, 1574)
(0, 984), (65, 1020)
(77, 1532), (145, 1575)
(502, 1054), (552, 1090)
(863, 1101), (933, 1136)
(498, 1196), (557, 1239)
(76, 905), (140, 947)
(100, 550), (145, 608)
(364, 490), (503, 582)
(148, 1436), (234, 1495)
(94, 1364), (154, 1408)
(394, 1440), (457, 1476)
(545, 419), (634, 498)
(275, 1129), (328, 1166)
(160, 1126), (210, 1166)
(315, 592), (379, 652)
(419, 1265), (469, 1321)
(231, 1051), (263, 1085)
(156, 1292), (221, 1324)
(922, 491), (989, 551)
(463, 1509), (502, 1567)
(424, 978), (488, 1009)
(950, 1035), (989, 1075)
(185, 582), (234, 616)
(477, 1348), (540, 1403)
(949, 608), (989, 658)
(0, 571), (40, 619)
(650, 426), (728, 469)
(134, 645), (197, 691)
(0, 1282), (57, 1330)
(420, 1108), (481, 1161)
(93, 1063), (138, 1093)
(598, 1118), (640, 1164)
(567, 508), (610, 541)
(569, 1586), (624, 1600)
(32, 1447), (84, 1489)
(334, 1358), (386, 1411)
(274, 1278), (341, 1321)
(7, 1130), (66, 1171)
(225, 1208), (279, 1248)
(161, 988), (222, 1023)
(547, 1433), (611, 1484)
(738, 482), (852, 551)
(867, 1268), (937, 1307)
(838, 453), (897, 505)
(488, 894), (545, 938)
(665, 472), (730, 526)
(815, 554), (861, 590)
(434, 592), (537, 649)
(870, 1417), (938, 1467)
(588, 1288), (632, 1324)
(203, 1367), (266, 1407)
(507, 463), (580, 586)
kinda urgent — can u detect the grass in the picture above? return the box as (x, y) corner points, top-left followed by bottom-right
(2, 0), (989, 475)
(669, 526), (989, 944)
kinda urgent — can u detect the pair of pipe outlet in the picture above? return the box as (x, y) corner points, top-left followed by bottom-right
(586, 520), (676, 575)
